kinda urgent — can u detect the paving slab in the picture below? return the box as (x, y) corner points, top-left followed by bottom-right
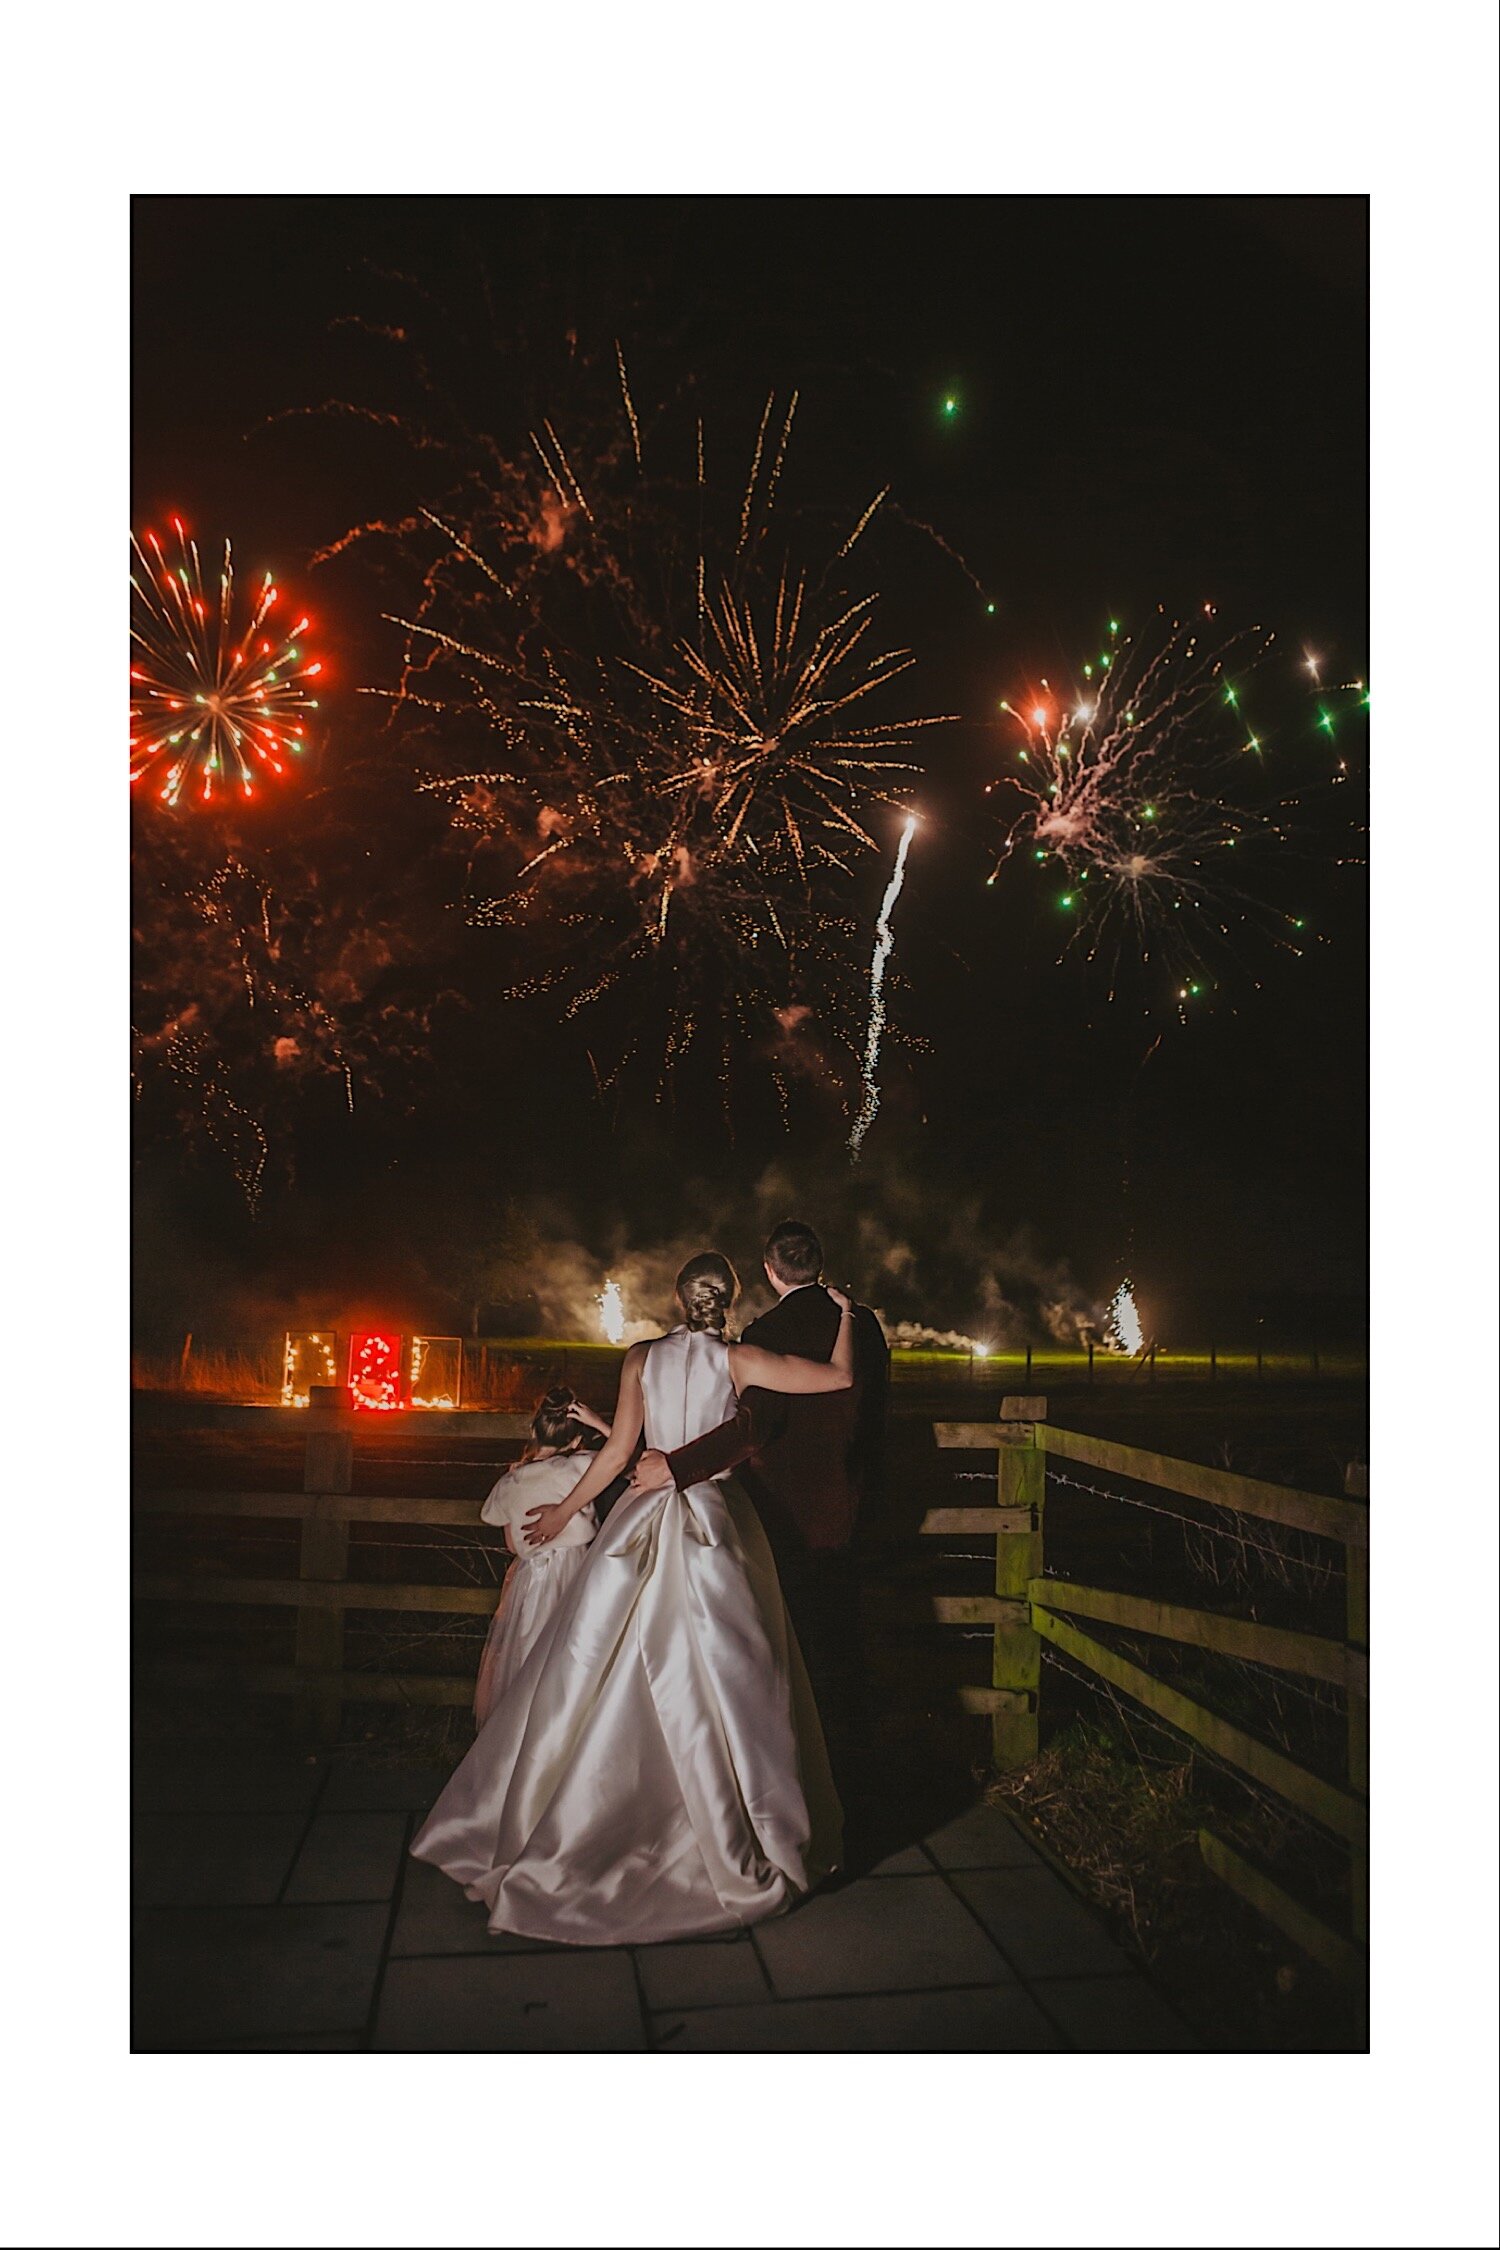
(1032, 1973), (1198, 2052)
(949, 1866), (1134, 1979)
(319, 1763), (453, 1813)
(375, 1950), (646, 2051)
(390, 1856), (561, 1956)
(215, 2034), (366, 2051)
(283, 1812), (409, 1903)
(753, 1875), (1013, 2000)
(922, 1801), (1050, 1872)
(133, 1751), (323, 1816)
(863, 1844), (933, 1876)
(132, 1814), (306, 1907)
(635, 1935), (771, 2012)
(133, 1903), (388, 2049)
(651, 1982), (1062, 2052)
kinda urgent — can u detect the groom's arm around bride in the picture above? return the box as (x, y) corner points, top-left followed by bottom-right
(629, 1221), (888, 1791)
(632, 1219), (889, 1554)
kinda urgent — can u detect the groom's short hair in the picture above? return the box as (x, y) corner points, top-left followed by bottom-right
(764, 1219), (823, 1287)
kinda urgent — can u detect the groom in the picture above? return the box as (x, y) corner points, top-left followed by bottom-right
(629, 1218), (889, 1787)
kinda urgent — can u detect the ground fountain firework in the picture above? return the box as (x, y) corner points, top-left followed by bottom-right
(1105, 1279), (1146, 1357)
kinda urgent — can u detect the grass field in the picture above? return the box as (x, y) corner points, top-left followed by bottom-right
(133, 1334), (1366, 1411)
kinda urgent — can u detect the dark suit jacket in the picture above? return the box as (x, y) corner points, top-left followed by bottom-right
(664, 1286), (889, 1552)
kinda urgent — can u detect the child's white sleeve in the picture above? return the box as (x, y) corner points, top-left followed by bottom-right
(479, 1471), (517, 1529)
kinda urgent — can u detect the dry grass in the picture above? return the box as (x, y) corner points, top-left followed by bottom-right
(131, 1342), (558, 1412)
(131, 1346), (280, 1400)
(988, 1709), (1364, 2050)
(988, 1722), (1212, 1963)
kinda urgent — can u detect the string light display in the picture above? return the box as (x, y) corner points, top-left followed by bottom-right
(409, 1335), (463, 1408)
(280, 1330), (338, 1407)
(348, 1330), (403, 1411)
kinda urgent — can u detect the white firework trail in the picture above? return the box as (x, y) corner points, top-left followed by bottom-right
(848, 813), (917, 1162)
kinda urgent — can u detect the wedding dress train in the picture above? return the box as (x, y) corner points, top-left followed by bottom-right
(410, 1324), (841, 1944)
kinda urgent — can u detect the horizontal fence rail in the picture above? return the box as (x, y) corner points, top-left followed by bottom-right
(926, 1399), (1369, 1981)
(134, 1395), (1369, 1980)
(137, 1489), (510, 1526)
(134, 1412), (529, 1737)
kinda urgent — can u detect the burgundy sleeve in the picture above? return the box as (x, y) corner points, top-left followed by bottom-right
(664, 1387), (788, 1488)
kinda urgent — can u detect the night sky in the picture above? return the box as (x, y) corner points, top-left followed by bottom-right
(131, 195), (1368, 1347)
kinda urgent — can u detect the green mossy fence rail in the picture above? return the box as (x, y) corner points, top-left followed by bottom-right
(926, 1400), (1368, 1982)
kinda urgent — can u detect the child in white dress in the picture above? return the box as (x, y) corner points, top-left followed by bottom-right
(471, 1386), (612, 1726)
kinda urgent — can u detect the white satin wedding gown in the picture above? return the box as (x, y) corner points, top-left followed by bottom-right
(411, 1326), (842, 1944)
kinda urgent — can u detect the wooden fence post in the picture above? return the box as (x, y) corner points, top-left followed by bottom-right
(299, 1408), (354, 1743)
(992, 1395), (1046, 1770)
(1344, 1460), (1369, 1945)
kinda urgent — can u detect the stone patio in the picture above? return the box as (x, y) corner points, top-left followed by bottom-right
(132, 1751), (1197, 2052)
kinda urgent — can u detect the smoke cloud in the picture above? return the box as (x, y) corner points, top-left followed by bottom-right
(489, 1155), (1109, 1349)
(132, 1147), (1111, 1358)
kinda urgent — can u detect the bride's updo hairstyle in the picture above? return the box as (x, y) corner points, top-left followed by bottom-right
(674, 1251), (739, 1336)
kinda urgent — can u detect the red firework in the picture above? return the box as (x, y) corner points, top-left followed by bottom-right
(130, 517), (324, 808)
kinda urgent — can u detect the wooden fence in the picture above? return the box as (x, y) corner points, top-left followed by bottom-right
(925, 1398), (1368, 1981)
(134, 1407), (532, 1739)
(135, 1394), (1368, 1981)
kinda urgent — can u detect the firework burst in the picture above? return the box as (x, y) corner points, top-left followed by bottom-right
(361, 375), (952, 1105)
(982, 608), (1340, 1013)
(130, 519), (324, 808)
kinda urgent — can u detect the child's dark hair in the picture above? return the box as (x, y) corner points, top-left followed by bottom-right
(521, 1385), (596, 1461)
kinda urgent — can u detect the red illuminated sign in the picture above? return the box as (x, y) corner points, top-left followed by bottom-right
(348, 1330), (403, 1411)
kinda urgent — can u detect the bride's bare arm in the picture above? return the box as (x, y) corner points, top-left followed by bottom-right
(729, 1287), (857, 1396)
(524, 1345), (647, 1545)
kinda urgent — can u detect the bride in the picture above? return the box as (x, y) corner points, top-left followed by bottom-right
(410, 1251), (853, 1946)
